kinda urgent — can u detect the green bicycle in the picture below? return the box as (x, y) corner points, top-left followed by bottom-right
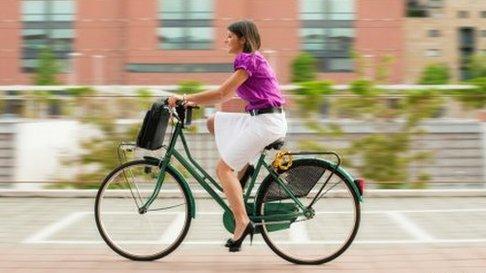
(94, 100), (364, 265)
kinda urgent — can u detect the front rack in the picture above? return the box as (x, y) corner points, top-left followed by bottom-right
(117, 142), (137, 166)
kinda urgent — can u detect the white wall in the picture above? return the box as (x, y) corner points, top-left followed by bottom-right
(14, 120), (83, 189)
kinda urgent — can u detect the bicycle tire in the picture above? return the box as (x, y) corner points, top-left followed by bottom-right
(94, 159), (192, 261)
(255, 158), (361, 265)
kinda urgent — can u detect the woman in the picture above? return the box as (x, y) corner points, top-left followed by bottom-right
(168, 20), (287, 252)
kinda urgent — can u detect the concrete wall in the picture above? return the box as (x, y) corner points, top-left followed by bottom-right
(0, 118), (484, 189)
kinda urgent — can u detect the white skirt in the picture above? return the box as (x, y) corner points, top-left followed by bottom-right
(214, 111), (287, 172)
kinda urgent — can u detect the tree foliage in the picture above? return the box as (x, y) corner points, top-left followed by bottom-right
(33, 47), (59, 85)
(291, 52), (317, 83)
(453, 77), (486, 109)
(177, 80), (203, 95)
(467, 53), (486, 79)
(294, 78), (440, 189)
(418, 63), (450, 84)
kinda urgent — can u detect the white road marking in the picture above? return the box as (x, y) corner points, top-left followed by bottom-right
(288, 221), (310, 242)
(387, 212), (434, 241)
(23, 211), (90, 243)
(27, 239), (486, 245)
(23, 208), (486, 245)
(317, 208), (486, 214)
(159, 213), (186, 243)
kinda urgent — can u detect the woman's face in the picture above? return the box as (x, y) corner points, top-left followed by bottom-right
(225, 31), (244, 54)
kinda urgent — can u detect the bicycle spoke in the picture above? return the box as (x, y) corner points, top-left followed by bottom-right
(311, 180), (341, 207)
(121, 168), (142, 209)
(95, 160), (191, 261)
(147, 203), (186, 212)
(257, 159), (360, 265)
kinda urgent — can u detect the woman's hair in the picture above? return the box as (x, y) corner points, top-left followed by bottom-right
(227, 20), (261, 53)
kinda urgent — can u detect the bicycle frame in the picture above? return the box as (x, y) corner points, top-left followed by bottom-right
(138, 116), (311, 223)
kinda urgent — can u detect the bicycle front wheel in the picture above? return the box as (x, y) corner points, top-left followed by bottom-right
(256, 159), (360, 265)
(95, 159), (192, 261)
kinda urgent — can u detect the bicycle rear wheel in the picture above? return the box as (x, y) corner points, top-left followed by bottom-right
(95, 159), (191, 261)
(255, 159), (360, 265)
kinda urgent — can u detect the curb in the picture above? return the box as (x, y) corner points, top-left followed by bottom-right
(1, 189), (486, 198)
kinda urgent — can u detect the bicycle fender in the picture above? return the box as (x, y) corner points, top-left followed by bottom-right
(314, 158), (364, 202)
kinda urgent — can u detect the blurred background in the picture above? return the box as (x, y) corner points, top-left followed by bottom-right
(0, 0), (485, 191)
(0, 1), (485, 272)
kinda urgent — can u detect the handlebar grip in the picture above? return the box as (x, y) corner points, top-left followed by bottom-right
(186, 107), (193, 126)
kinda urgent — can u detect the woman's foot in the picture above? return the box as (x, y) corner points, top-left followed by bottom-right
(226, 221), (255, 252)
(232, 219), (250, 241)
(224, 219), (252, 248)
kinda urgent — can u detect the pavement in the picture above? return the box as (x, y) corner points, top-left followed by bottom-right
(1, 196), (486, 273)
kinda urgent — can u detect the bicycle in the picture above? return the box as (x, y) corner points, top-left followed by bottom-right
(94, 99), (365, 265)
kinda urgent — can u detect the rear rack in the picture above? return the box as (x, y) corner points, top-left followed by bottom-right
(287, 151), (341, 168)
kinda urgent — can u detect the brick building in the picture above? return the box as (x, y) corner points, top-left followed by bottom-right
(405, 0), (486, 83)
(0, 0), (404, 85)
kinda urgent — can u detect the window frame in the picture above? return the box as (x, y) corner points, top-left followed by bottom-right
(157, 0), (214, 50)
(21, 0), (76, 73)
(299, 0), (356, 73)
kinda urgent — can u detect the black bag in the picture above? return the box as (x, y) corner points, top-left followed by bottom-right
(136, 100), (171, 150)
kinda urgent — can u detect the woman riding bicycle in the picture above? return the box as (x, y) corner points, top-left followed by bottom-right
(168, 20), (287, 252)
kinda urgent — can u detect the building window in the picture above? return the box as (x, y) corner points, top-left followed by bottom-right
(457, 11), (469, 18)
(428, 0), (443, 8)
(481, 11), (486, 18)
(157, 0), (214, 50)
(458, 27), (475, 80)
(428, 29), (441, 37)
(482, 30), (486, 37)
(425, 49), (441, 57)
(126, 63), (233, 73)
(299, 0), (356, 72)
(406, 0), (428, 17)
(21, 0), (75, 72)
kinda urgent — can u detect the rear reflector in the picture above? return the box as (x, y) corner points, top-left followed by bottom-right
(354, 178), (365, 195)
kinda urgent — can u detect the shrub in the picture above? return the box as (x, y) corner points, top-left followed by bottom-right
(291, 52), (317, 83)
(33, 47), (60, 85)
(418, 63), (450, 84)
(467, 54), (486, 79)
(177, 80), (203, 95)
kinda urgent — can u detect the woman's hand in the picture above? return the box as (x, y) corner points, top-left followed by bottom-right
(167, 94), (183, 107)
(167, 94), (197, 108)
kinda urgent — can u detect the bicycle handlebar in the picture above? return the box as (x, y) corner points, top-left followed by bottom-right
(163, 97), (199, 127)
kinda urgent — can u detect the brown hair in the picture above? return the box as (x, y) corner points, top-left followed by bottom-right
(227, 20), (261, 53)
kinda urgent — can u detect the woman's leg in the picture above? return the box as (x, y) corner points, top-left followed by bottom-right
(216, 159), (250, 240)
(206, 114), (215, 135)
(237, 164), (249, 180)
(209, 114), (249, 180)
(211, 113), (250, 239)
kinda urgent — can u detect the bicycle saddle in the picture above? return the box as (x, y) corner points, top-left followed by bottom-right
(264, 138), (285, 150)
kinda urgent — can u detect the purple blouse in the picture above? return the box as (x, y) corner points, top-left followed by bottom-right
(233, 51), (285, 112)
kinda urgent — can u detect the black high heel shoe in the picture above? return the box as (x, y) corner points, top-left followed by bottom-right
(226, 222), (255, 252)
(224, 238), (233, 247)
(224, 222), (253, 247)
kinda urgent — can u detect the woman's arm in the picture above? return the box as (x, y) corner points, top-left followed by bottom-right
(168, 69), (249, 107)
